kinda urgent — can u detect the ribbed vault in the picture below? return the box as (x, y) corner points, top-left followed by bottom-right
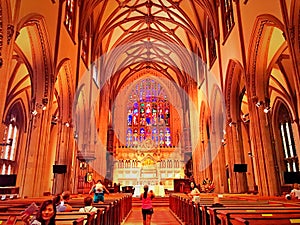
(80, 0), (216, 92)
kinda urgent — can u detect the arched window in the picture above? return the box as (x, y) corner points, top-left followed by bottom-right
(220, 0), (235, 40)
(64, 0), (78, 39)
(278, 104), (298, 172)
(126, 79), (172, 147)
(81, 19), (91, 65)
(0, 114), (19, 175)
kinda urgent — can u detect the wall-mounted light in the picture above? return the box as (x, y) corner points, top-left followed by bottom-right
(42, 98), (48, 110)
(242, 113), (249, 119)
(64, 122), (70, 127)
(256, 101), (263, 107)
(229, 122), (236, 127)
(221, 138), (226, 146)
(248, 152), (253, 157)
(263, 106), (271, 114)
(51, 116), (58, 125)
(241, 113), (250, 123)
(31, 110), (38, 116)
(79, 162), (88, 170)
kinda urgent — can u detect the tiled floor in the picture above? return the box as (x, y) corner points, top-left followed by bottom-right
(123, 206), (181, 225)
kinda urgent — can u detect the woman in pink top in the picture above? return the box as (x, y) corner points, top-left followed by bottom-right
(140, 184), (155, 225)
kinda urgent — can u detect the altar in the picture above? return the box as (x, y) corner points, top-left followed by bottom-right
(133, 185), (165, 197)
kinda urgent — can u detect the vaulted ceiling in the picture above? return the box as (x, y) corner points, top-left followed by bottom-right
(79, 0), (217, 96)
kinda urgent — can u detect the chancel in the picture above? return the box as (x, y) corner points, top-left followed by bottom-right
(0, 0), (300, 224)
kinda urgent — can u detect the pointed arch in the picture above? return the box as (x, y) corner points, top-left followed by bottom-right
(224, 59), (245, 122)
(290, 0), (300, 53)
(272, 96), (295, 126)
(56, 58), (75, 122)
(3, 98), (28, 132)
(247, 14), (285, 100)
(16, 13), (54, 102)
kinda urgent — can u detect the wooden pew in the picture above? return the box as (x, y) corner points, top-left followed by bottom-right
(0, 193), (131, 225)
(226, 213), (300, 225)
(57, 210), (104, 225)
(0, 212), (95, 225)
(0, 204), (30, 212)
(72, 217), (84, 225)
(0, 215), (23, 225)
(207, 206), (300, 225)
(215, 209), (300, 225)
(203, 204), (283, 225)
(70, 203), (115, 225)
(57, 212), (95, 225)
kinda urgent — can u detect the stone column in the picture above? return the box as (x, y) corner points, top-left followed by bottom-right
(226, 121), (247, 193)
(250, 100), (280, 196)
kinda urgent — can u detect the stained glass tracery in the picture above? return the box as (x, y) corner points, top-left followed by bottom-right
(126, 79), (171, 147)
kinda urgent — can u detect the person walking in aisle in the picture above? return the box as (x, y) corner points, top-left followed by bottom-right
(140, 184), (155, 225)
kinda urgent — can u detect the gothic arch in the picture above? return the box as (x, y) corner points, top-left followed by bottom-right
(290, 0), (300, 54)
(101, 30), (197, 88)
(3, 99), (27, 132)
(272, 97), (295, 128)
(247, 14), (285, 100)
(224, 59), (245, 122)
(0, 0), (13, 58)
(72, 82), (91, 153)
(272, 97), (299, 184)
(196, 100), (212, 179)
(56, 59), (75, 122)
(16, 13), (54, 104)
(112, 74), (183, 148)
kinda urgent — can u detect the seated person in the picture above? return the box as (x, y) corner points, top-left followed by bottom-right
(188, 181), (200, 203)
(56, 191), (73, 212)
(21, 200), (56, 225)
(79, 196), (98, 213)
(290, 183), (300, 199)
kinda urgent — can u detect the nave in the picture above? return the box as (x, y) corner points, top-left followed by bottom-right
(122, 196), (180, 225)
(1, 192), (300, 225)
(1, 0), (300, 206)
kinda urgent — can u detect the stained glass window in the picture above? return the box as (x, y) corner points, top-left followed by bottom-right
(126, 79), (171, 147)
(64, 0), (77, 39)
(220, 0), (235, 41)
(278, 104), (298, 173)
(81, 20), (90, 65)
(208, 21), (217, 68)
(0, 114), (18, 175)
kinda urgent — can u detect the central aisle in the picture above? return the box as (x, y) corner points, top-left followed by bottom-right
(123, 206), (181, 225)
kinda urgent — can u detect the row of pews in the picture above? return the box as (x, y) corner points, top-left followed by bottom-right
(169, 193), (300, 225)
(0, 193), (132, 225)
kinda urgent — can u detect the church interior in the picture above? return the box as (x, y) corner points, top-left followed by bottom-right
(0, 1), (300, 222)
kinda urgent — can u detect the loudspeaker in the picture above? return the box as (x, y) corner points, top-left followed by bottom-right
(53, 165), (67, 174)
(0, 174), (17, 186)
(233, 164), (247, 172)
(284, 172), (300, 184)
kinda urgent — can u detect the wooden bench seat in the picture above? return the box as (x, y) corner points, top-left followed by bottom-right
(225, 213), (300, 225)
(207, 206), (300, 225)
(0, 212), (97, 225)
(202, 204), (285, 225)
(215, 209), (300, 225)
(0, 194), (131, 225)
